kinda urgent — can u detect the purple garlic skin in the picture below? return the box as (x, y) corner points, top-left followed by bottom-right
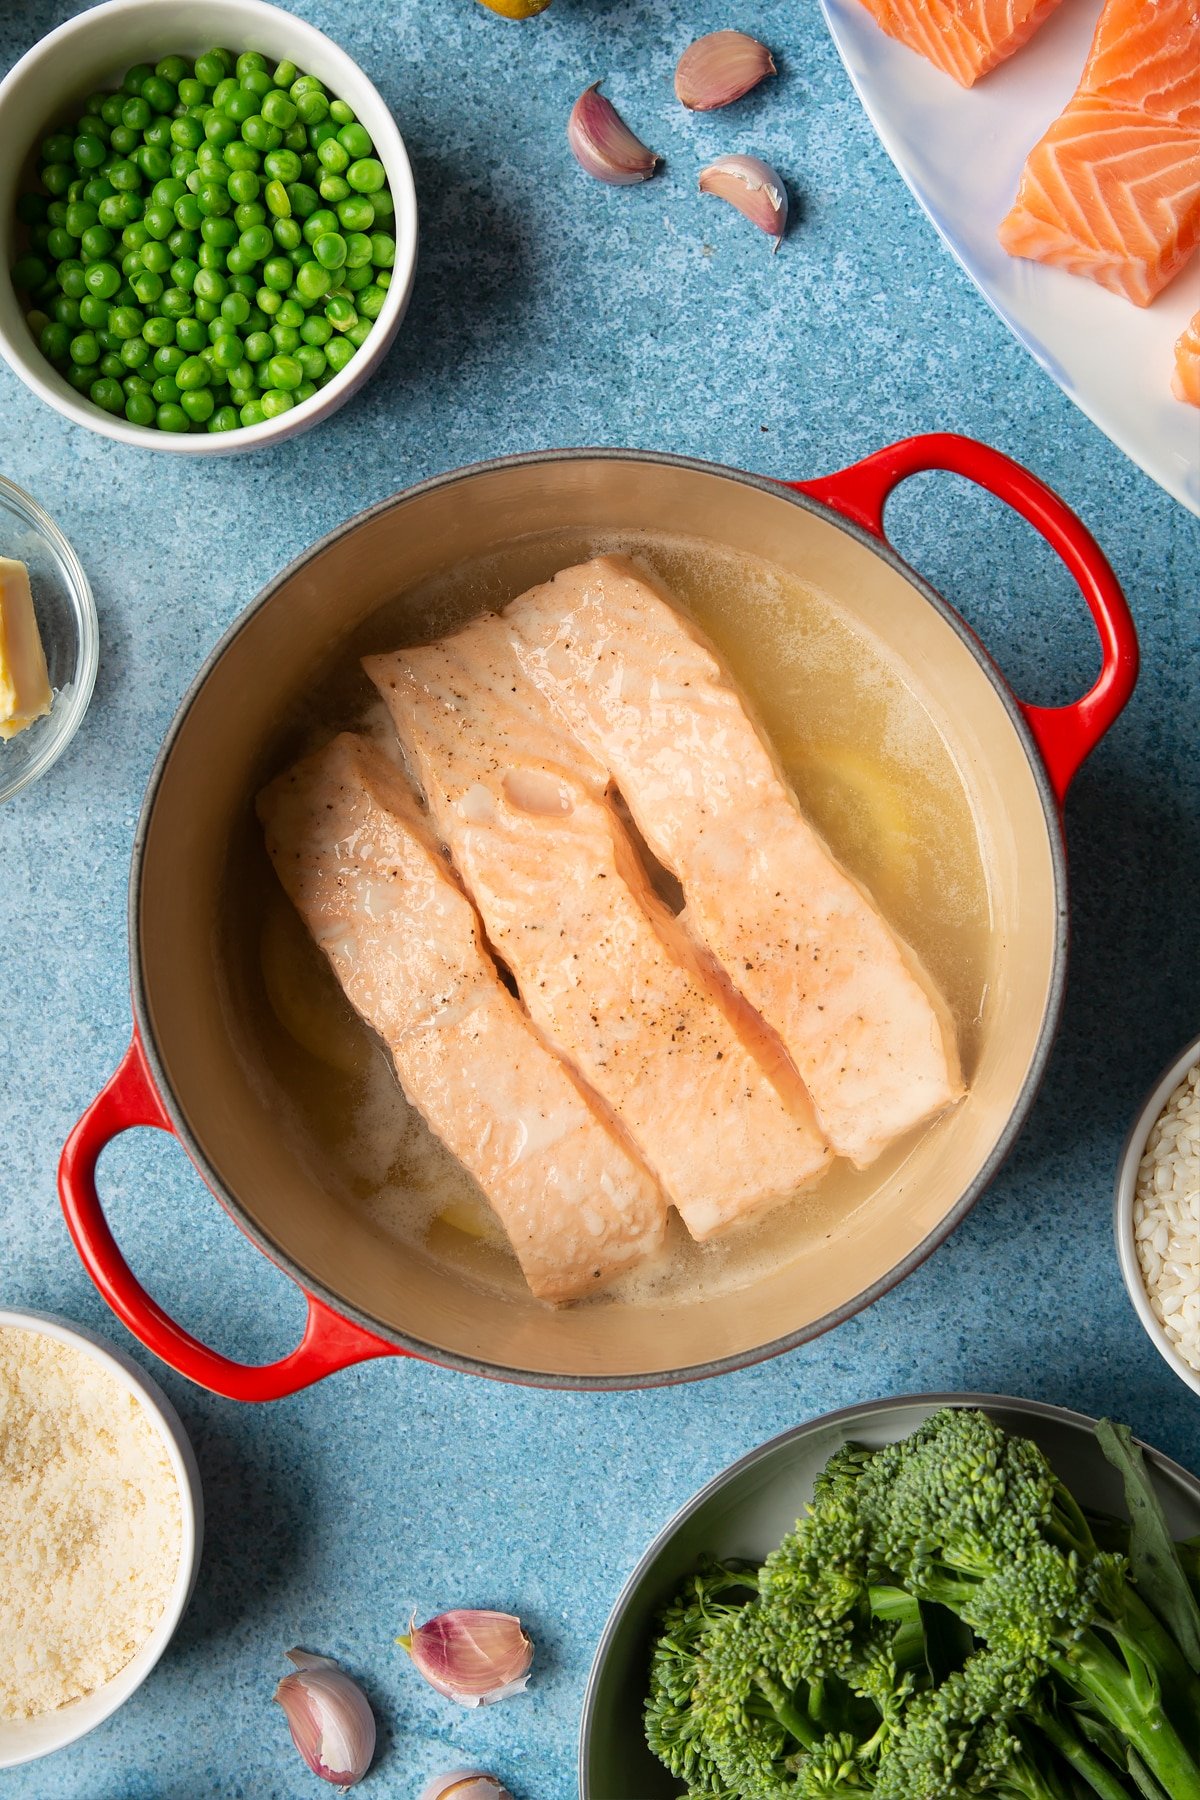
(675, 30), (776, 111)
(399, 1609), (534, 1707)
(274, 1650), (376, 1789)
(699, 154), (788, 250)
(568, 83), (660, 185)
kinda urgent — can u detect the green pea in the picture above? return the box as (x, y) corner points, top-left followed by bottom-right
(177, 387), (213, 422)
(170, 257), (199, 290)
(156, 401), (190, 431)
(345, 318), (372, 348)
(73, 134), (107, 170)
(242, 68), (274, 100)
(174, 354), (208, 389)
(11, 254), (48, 290)
(174, 193), (203, 230)
(167, 227), (198, 258)
(209, 404), (240, 431)
(237, 222), (272, 261)
(317, 136), (349, 175)
(324, 332), (355, 373)
(64, 361), (93, 391)
(108, 304), (143, 339)
(51, 295), (82, 327)
(295, 342), (326, 380)
(69, 330), (100, 364)
(341, 263), (372, 293)
(301, 207), (337, 244)
(346, 157), (386, 195)
(259, 387), (293, 417)
(98, 195), (128, 229)
(264, 179), (291, 217)
(46, 227), (75, 260)
(89, 374), (125, 413)
(300, 313), (331, 345)
(177, 78), (207, 108)
(291, 259), (330, 304)
(77, 294), (108, 328)
(318, 174), (351, 205)
(337, 122), (373, 160)
(204, 111), (238, 148)
(222, 87), (259, 126)
(325, 294), (357, 333)
(170, 115), (204, 150)
(234, 201), (267, 232)
(40, 320), (71, 361)
(125, 390), (157, 425)
(225, 245), (256, 276)
(175, 315), (207, 352)
(272, 217), (302, 252)
(42, 131), (73, 162)
(261, 255), (292, 290)
(294, 89), (329, 127)
(142, 203), (174, 240)
(142, 75), (177, 116)
(202, 215), (238, 247)
(311, 231), (346, 270)
(41, 162), (71, 196)
(337, 196), (375, 235)
(141, 315), (174, 347)
(152, 343), (187, 374)
(288, 181), (321, 219)
(244, 330), (272, 362)
(329, 99), (354, 126)
(64, 200), (98, 237)
(263, 351), (301, 389)
(227, 169), (260, 206)
(239, 398), (265, 426)
(246, 115), (284, 153)
(194, 297), (218, 322)
(121, 96), (151, 133)
(218, 289), (251, 327)
(269, 323), (300, 353)
(80, 224), (116, 261)
(194, 50), (227, 87)
(261, 90), (296, 128)
(211, 332), (244, 369)
(135, 143), (172, 183)
(119, 333), (151, 368)
(190, 266), (225, 303)
(357, 283), (385, 320)
(197, 181), (231, 217)
(83, 261), (120, 299)
(263, 148), (302, 183)
(57, 259), (86, 296)
(160, 286), (191, 318)
(123, 62), (154, 96)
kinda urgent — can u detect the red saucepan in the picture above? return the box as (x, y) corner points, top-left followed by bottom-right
(59, 435), (1137, 1398)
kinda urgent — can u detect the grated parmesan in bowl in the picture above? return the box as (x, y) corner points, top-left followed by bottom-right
(0, 1311), (202, 1769)
(1116, 1037), (1200, 1398)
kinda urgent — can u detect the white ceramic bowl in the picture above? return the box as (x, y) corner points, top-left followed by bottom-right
(0, 0), (417, 456)
(1114, 1031), (1200, 1399)
(0, 475), (98, 804)
(0, 1308), (203, 1768)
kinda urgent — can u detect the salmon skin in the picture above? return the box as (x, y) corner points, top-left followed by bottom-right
(852, 0), (1065, 87)
(257, 732), (667, 1303)
(365, 625), (832, 1242)
(1174, 310), (1200, 402)
(502, 556), (963, 1171)
(999, 0), (1200, 306)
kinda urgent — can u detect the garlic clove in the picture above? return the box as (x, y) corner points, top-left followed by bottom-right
(419, 1776), (514, 1800)
(698, 154), (788, 250)
(567, 83), (660, 185)
(675, 31), (776, 111)
(274, 1649), (377, 1788)
(398, 1609), (533, 1707)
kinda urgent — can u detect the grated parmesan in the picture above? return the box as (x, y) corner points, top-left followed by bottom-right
(0, 1325), (182, 1720)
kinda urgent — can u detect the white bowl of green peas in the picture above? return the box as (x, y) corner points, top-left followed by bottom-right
(0, 0), (417, 453)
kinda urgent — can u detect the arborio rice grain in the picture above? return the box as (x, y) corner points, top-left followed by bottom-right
(1133, 1060), (1200, 1375)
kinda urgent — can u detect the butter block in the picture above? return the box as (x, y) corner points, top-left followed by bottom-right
(0, 557), (52, 741)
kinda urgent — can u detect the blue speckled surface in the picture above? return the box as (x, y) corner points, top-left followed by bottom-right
(1, 2), (1198, 1796)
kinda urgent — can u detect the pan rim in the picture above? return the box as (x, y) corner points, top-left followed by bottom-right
(127, 446), (1070, 1388)
(576, 1388), (1200, 1791)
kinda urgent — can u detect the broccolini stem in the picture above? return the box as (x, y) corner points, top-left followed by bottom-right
(754, 1666), (820, 1751)
(1048, 1637), (1200, 1800)
(1034, 1707), (1140, 1800)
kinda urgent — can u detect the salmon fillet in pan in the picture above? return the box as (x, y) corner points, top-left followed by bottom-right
(502, 555), (963, 1171)
(365, 625), (832, 1243)
(257, 732), (667, 1302)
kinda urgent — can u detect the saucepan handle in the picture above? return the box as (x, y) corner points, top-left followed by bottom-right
(58, 1034), (400, 1401)
(788, 432), (1139, 805)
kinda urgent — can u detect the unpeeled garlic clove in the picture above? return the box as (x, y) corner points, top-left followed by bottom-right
(274, 1650), (376, 1788)
(698, 154), (788, 249)
(419, 1776), (514, 1800)
(568, 83), (660, 185)
(675, 31), (776, 111)
(398, 1609), (533, 1707)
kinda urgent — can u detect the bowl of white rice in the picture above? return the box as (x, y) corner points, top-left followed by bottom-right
(0, 1308), (202, 1767)
(1115, 1033), (1200, 1398)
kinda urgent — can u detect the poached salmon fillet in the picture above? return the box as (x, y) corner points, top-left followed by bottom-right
(502, 556), (963, 1169)
(365, 626), (832, 1241)
(257, 732), (667, 1301)
(851, 0), (1064, 88)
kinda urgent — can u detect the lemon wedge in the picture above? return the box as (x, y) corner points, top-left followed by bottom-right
(784, 740), (915, 894)
(434, 1195), (505, 1243)
(259, 896), (365, 1073)
(476, 0), (551, 16)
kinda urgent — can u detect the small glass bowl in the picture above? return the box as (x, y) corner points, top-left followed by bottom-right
(0, 475), (97, 803)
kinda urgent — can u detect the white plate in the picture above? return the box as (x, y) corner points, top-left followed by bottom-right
(820, 0), (1200, 515)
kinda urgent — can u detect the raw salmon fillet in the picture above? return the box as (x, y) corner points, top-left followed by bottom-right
(999, 0), (1200, 305)
(257, 732), (667, 1302)
(1174, 309), (1200, 401)
(502, 556), (963, 1170)
(1080, 0), (1200, 128)
(365, 626), (832, 1241)
(852, 0), (1065, 87)
(998, 96), (1200, 304)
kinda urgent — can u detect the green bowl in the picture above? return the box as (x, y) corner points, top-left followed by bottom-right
(578, 1392), (1200, 1799)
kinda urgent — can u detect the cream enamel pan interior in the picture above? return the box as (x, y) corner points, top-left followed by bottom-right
(125, 452), (1068, 1384)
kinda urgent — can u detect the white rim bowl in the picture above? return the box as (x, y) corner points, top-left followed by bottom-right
(0, 475), (98, 803)
(1114, 1031), (1200, 1400)
(0, 0), (418, 456)
(0, 1308), (203, 1768)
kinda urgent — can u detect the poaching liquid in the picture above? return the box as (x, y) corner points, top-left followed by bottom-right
(242, 530), (993, 1310)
